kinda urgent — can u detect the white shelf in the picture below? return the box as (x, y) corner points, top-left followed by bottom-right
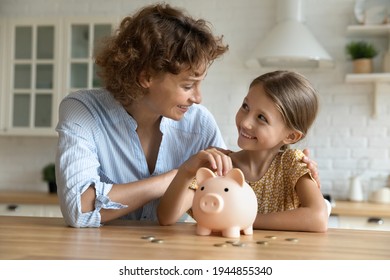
(345, 73), (390, 118)
(347, 24), (390, 36)
(345, 24), (390, 118)
(345, 72), (390, 83)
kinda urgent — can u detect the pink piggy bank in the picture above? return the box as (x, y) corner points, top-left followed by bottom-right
(192, 167), (258, 238)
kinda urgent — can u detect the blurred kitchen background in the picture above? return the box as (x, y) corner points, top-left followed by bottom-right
(0, 0), (389, 201)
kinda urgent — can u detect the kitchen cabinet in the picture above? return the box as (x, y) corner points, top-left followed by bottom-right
(0, 21), (6, 131)
(3, 19), (60, 136)
(0, 203), (62, 217)
(329, 215), (390, 231)
(0, 191), (61, 218)
(345, 24), (390, 117)
(0, 17), (115, 136)
(329, 200), (390, 231)
(64, 19), (114, 94)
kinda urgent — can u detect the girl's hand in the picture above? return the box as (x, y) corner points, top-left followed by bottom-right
(181, 147), (233, 176)
(302, 148), (321, 188)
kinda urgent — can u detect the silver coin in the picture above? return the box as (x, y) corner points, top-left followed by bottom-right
(264, 235), (277, 239)
(141, 235), (155, 240)
(214, 243), (228, 247)
(285, 238), (299, 243)
(151, 239), (164, 244)
(232, 242), (246, 247)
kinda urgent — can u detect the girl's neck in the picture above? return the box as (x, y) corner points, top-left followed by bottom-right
(231, 148), (281, 182)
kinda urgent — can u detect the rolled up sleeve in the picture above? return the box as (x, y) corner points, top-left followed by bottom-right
(56, 97), (126, 228)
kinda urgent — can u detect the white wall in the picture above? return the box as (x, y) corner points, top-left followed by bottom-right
(0, 0), (389, 199)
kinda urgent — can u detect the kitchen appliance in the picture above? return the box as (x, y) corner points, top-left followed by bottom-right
(246, 0), (333, 68)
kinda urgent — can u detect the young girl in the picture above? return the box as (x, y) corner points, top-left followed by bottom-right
(158, 70), (328, 232)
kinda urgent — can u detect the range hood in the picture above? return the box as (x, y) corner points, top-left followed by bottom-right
(246, 0), (334, 68)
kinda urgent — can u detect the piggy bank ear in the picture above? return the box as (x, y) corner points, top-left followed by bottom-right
(225, 168), (245, 187)
(196, 167), (216, 185)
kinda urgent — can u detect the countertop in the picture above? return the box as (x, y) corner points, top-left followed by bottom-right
(0, 191), (59, 205)
(2, 190), (390, 217)
(331, 200), (390, 218)
(1, 216), (390, 260)
(1, 190), (390, 217)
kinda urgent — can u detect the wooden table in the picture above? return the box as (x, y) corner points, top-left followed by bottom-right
(1, 216), (390, 260)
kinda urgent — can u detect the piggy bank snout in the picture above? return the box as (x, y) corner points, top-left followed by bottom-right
(199, 193), (224, 213)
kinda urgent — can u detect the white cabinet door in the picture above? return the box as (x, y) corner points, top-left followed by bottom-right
(0, 203), (62, 217)
(64, 19), (114, 95)
(2, 19), (60, 136)
(0, 17), (116, 136)
(330, 215), (390, 231)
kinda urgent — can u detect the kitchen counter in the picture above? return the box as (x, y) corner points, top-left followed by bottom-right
(1, 192), (389, 217)
(332, 200), (390, 218)
(0, 191), (59, 205)
(1, 216), (390, 260)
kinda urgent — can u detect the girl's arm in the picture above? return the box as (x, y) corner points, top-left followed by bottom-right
(157, 147), (232, 226)
(253, 174), (329, 232)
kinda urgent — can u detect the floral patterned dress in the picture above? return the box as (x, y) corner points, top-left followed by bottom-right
(247, 149), (315, 214)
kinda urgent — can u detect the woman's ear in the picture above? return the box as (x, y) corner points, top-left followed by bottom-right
(283, 130), (303, 145)
(138, 71), (151, 88)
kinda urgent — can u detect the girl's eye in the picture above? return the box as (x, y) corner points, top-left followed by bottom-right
(258, 114), (268, 123)
(241, 102), (249, 111)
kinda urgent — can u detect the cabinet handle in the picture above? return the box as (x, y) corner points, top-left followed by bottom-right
(7, 204), (18, 211)
(367, 217), (384, 225)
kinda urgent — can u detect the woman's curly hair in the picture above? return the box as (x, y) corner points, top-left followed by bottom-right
(94, 3), (228, 106)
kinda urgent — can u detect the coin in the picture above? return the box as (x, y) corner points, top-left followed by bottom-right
(214, 243), (228, 247)
(151, 239), (164, 244)
(285, 238), (299, 243)
(265, 235), (277, 239)
(232, 242), (246, 247)
(141, 235), (155, 240)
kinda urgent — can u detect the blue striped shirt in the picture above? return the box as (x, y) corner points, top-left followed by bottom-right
(55, 88), (226, 227)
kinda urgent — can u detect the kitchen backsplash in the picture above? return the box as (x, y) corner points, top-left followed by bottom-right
(0, 0), (389, 199)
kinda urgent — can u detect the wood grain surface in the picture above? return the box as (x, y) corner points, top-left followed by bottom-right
(1, 216), (389, 260)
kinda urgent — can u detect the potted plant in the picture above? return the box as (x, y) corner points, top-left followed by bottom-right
(346, 41), (378, 73)
(42, 163), (57, 193)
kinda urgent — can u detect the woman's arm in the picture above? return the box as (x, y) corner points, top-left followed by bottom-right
(157, 147), (233, 225)
(302, 148), (321, 188)
(253, 174), (328, 232)
(81, 169), (177, 224)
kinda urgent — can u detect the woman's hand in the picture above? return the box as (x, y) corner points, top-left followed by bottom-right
(302, 148), (321, 188)
(181, 147), (233, 176)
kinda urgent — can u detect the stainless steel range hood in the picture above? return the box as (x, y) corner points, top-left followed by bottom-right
(246, 0), (334, 68)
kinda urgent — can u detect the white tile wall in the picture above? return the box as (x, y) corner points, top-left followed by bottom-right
(0, 0), (389, 199)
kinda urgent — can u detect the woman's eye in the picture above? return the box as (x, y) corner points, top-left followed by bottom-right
(183, 85), (193, 91)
